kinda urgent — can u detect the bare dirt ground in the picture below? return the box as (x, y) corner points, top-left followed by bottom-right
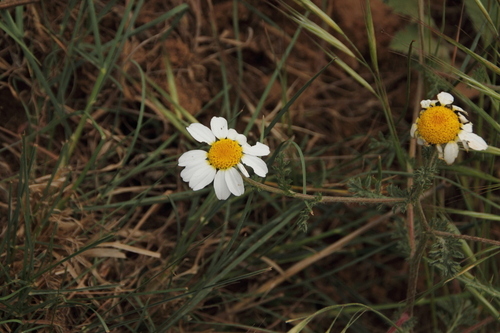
(0, 0), (408, 166)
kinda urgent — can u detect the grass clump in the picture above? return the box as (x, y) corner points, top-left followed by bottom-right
(1, 0), (500, 332)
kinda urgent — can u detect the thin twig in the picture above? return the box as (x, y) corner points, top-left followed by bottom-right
(244, 177), (405, 204)
(405, 151), (438, 318)
(432, 230), (500, 247)
(0, 0), (39, 9)
(405, 199), (429, 318)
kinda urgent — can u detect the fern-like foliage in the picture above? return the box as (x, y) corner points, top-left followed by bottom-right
(391, 215), (412, 258)
(368, 132), (397, 166)
(412, 164), (436, 192)
(347, 176), (384, 199)
(296, 193), (322, 232)
(422, 67), (449, 98)
(428, 219), (464, 277)
(386, 184), (410, 213)
(272, 151), (293, 195)
(436, 297), (477, 333)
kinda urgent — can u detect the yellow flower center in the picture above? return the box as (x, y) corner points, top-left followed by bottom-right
(417, 106), (460, 144)
(208, 139), (243, 170)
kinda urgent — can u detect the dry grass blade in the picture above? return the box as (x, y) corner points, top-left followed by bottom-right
(1, 0), (500, 332)
(0, 0), (39, 9)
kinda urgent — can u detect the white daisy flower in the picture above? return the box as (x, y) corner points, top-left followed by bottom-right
(410, 92), (488, 165)
(178, 116), (270, 200)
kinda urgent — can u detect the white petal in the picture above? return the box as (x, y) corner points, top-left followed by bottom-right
(242, 155), (268, 177)
(189, 163), (216, 191)
(227, 128), (238, 140)
(225, 168), (244, 196)
(458, 113), (470, 125)
(417, 137), (426, 146)
(420, 99), (432, 108)
(237, 163), (250, 177)
(187, 123), (216, 144)
(437, 92), (454, 105)
(459, 132), (488, 151)
(210, 117), (228, 139)
(178, 150), (207, 167)
(243, 142), (270, 156)
(436, 144), (444, 159)
(452, 105), (468, 115)
(443, 142), (459, 165)
(462, 139), (469, 151)
(227, 129), (237, 139)
(410, 123), (417, 138)
(180, 161), (209, 182)
(461, 123), (473, 133)
(236, 134), (249, 146)
(214, 171), (231, 200)
(226, 128), (251, 147)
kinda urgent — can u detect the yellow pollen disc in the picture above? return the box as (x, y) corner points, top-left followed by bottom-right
(416, 106), (460, 145)
(208, 139), (243, 170)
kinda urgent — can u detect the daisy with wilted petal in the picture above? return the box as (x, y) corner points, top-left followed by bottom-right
(410, 92), (488, 165)
(178, 116), (270, 200)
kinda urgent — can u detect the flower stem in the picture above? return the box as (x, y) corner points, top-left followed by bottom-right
(405, 198), (429, 317)
(405, 149), (437, 320)
(431, 230), (500, 247)
(243, 177), (405, 204)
